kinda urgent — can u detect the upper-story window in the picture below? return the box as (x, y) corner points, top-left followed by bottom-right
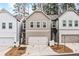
(62, 20), (66, 27)
(24, 23), (26, 29)
(30, 22), (33, 28)
(43, 22), (46, 28)
(37, 22), (40, 28)
(9, 23), (12, 29)
(74, 20), (78, 27)
(52, 21), (56, 28)
(69, 20), (72, 27)
(2, 23), (6, 29)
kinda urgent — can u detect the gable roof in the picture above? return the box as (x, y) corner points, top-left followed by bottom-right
(26, 9), (51, 20)
(0, 9), (12, 14)
(0, 9), (19, 21)
(59, 8), (79, 18)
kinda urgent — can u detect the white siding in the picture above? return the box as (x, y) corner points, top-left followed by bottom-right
(59, 11), (79, 30)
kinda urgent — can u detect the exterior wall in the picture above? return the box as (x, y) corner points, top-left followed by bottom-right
(59, 11), (79, 30)
(0, 13), (18, 44)
(26, 12), (51, 30)
(56, 20), (59, 29)
(26, 12), (51, 44)
(59, 11), (79, 43)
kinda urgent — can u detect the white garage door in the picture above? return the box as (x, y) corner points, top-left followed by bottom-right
(0, 37), (14, 47)
(61, 35), (79, 43)
(28, 37), (48, 46)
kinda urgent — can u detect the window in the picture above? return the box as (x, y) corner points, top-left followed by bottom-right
(63, 20), (66, 27)
(74, 20), (78, 27)
(24, 23), (26, 29)
(30, 22), (33, 28)
(52, 21), (56, 27)
(69, 20), (72, 27)
(2, 23), (6, 29)
(43, 22), (46, 28)
(37, 22), (40, 28)
(9, 23), (12, 29)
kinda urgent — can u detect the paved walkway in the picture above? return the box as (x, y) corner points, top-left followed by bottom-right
(0, 46), (12, 56)
(23, 45), (58, 56)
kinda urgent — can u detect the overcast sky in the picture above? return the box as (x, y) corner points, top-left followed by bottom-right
(0, 3), (79, 14)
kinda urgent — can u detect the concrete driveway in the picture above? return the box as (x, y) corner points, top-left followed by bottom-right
(24, 45), (58, 56)
(23, 43), (79, 56)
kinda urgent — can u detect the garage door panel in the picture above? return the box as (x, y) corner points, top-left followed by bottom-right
(61, 35), (79, 43)
(0, 37), (14, 46)
(28, 37), (48, 45)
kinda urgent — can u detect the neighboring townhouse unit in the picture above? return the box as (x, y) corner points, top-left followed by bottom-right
(25, 10), (51, 46)
(59, 9), (79, 43)
(0, 9), (19, 47)
(21, 10), (59, 46)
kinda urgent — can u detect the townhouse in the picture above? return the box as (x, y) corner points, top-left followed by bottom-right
(0, 9), (19, 47)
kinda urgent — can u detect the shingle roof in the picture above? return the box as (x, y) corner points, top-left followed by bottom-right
(48, 15), (59, 20)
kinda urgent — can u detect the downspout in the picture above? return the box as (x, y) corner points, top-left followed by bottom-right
(58, 18), (59, 45)
(17, 21), (19, 47)
(15, 20), (19, 47)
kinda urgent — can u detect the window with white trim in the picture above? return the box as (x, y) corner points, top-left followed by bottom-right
(69, 20), (72, 27)
(2, 23), (6, 29)
(30, 22), (33, 28)
(9, 23), (12, 29)
(37, 22), (40, 28)
(74, 20), (78, 27)
(52, 21), (56, 28)
(62, 20), (66, 27)
(43, 22), (46, 28)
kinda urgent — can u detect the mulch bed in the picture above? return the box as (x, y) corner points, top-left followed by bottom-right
(50, 44), (73, 53)
(5, 47), (26, 56)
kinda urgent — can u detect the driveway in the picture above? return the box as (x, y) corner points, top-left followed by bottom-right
(23, 43), (79, 56)
(24, 45), (58, 56)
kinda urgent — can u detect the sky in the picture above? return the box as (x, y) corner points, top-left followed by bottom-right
(0, 3), (79, 14)
(0, 3), (15, 14)
(0, 3), (33, 14)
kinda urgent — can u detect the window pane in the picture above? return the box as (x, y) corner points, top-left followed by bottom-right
(2, 23), (6, 29)
(74, 20), (78, 27)
(9, 23), (12, 29)
(43, 22), (46, 28)
(69, 20), (72, 27)
(63, 20), (66, 27)
(30, 22), (33, 28)
(37, 22), (40, 28)
(53, 21), (56, 27)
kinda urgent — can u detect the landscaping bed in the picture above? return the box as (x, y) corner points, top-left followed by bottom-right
(5, 47), (26, 56)
(50, 44), (73, 53)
